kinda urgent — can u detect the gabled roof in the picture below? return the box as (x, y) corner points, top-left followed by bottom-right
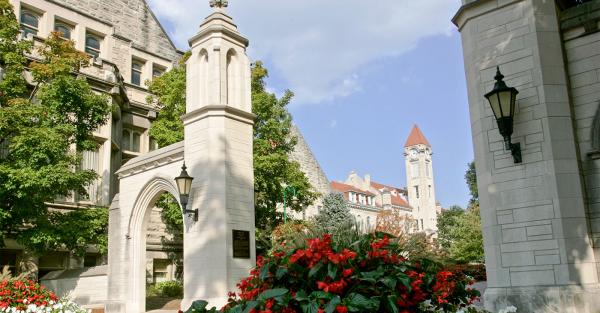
(331, 181), (375, 196)
(404, 124), (430, 147)
(369, 181), (410, 208)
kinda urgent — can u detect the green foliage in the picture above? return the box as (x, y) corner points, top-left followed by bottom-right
(146, 53), (189, 147)
(313, 193), (353, 231)
(252, 61), (317, 229)
(148, 280), (184, 298)
(0, 3), (111, 256)
(436, 205), (464, 251)
(184, 232), (482, 312)
(0, 0), (31, 105)
(19, 207), (109, 257)
(156, 193), (183, 234)
(146, 58), (317, 231)
(465, 162), (478, 206)
(448, 206), (484, 263)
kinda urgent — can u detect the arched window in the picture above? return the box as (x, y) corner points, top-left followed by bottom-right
(54, 22), (71, 39)
(226, 49), (239, 106)
(85, 34), (101, 59)
(20, 11), (39, 37)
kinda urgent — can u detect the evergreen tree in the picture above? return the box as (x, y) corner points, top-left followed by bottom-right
(314, 193), (352, 230)
(0, 0), (111, 255)
(465, 161), (478, 206)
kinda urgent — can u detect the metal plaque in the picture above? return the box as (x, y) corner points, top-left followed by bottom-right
(232, 229), (251, 259)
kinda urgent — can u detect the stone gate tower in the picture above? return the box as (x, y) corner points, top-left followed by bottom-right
(453, 0), (600, 311)
(404, 125), (437, 232)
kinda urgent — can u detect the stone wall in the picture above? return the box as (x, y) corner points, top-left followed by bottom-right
(50, 0), (179, 60)
(288, 125), (331, 217)
(453, 0), (600, 311)
(560, 0), (600, 277)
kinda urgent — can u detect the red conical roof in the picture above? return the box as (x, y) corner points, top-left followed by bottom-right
(404, 124), (430, 147)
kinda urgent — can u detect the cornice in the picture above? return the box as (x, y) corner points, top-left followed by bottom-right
(116, 142), (184, 178)
(452, 0), (523, 30)
(182, 105), (256, 126)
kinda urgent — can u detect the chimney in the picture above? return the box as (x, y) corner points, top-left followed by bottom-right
(382, 188), (392, 209)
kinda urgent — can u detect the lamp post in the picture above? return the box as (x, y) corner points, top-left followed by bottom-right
(282, 186), (299, 223)
(485, 66), (522, 163)
(175, 163), (197, 221)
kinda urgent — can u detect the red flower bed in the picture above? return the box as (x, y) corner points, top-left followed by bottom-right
(0, 279), (58, 310)
(186, 232), (480, 313)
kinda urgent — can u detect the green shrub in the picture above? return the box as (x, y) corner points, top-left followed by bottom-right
(147, 280), (183, 298)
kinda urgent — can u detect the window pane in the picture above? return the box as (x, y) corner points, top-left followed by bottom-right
(55, 24), (71, 39)
(21, 12), (38, 28)
(86, 35), (100, 50)
(85, 47), (99, 59)
(153, 68), (163, 78)
(132, 62), (142, 71)
(122, 130), (131, 151)
(131, 69), (141, 86)
(132, 132), (140, 152)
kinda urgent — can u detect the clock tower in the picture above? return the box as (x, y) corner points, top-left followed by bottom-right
(404, 125), (437, 233)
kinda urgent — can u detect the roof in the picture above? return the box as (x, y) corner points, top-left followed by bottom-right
(330, 181), (375, 196)
(369, 181), (410, 207)
(404, 124), (431, 147)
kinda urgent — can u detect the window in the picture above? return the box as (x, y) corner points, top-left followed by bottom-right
(428, 185), (431, 197)
(411, 163), (419, 178)
(85, 33), (101, 59)
(122, 129), (141, 152)
(152, 65), (165, 78)
(131, 60), (144, 86)
(414, 186), (419, 199)
(54, 22), (72, 39)
(79, 147), (102, 203)
(84, 254), (99, 267)
(20, 11), (39, 37)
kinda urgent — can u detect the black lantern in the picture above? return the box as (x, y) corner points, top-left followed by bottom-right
(175, 163), (197, 221)
(485, 67), (522, 163)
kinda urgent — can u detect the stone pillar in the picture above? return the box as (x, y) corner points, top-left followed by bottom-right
(453, 0), (600, 311)
(180, 7), (255, 310)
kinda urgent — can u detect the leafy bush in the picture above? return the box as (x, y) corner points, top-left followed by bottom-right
(0, 277), (87, 312)
(185, 232), (481, 313)
(157, 281), (184, 298)
(148, 281), (183, 298)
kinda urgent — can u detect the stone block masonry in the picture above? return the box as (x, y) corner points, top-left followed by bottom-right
(453, 0), (600, 312)
(52, 0), (180, 61)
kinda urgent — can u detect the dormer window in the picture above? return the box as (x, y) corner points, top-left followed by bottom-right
(85, 33), (101, 59)
(54, 22), (72, 39)
(20, 11), (39, 37)
(131, 60), (144, 86)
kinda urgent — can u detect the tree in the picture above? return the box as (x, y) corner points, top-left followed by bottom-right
(465, 161), (478, 206)
(375, 209), (417, 237)
(146, 60), (317, 230)
(314, 193), (352, 231)
(0, 0), (111, 256)
(448, 205), (484, 263)
(436, 205), (464, 251)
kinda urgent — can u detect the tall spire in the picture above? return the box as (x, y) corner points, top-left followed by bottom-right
(404, 124), (431, 147)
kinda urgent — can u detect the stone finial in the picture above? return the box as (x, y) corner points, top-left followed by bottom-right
(209, 0), (228, 9)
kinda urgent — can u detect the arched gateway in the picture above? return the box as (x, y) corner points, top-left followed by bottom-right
(105, 3), (256, 312)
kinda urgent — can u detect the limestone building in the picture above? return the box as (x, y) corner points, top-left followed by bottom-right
(1, 0), (182, 281)
(329, 125), (439, 233)
(453, 0), (600, 311)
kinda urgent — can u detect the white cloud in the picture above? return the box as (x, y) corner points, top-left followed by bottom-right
(147, 0), (459, 105)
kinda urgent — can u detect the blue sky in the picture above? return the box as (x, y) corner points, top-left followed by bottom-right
(147, 0), (474, 208)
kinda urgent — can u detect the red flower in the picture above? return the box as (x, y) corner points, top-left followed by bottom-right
(335, 305), (348, 313)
